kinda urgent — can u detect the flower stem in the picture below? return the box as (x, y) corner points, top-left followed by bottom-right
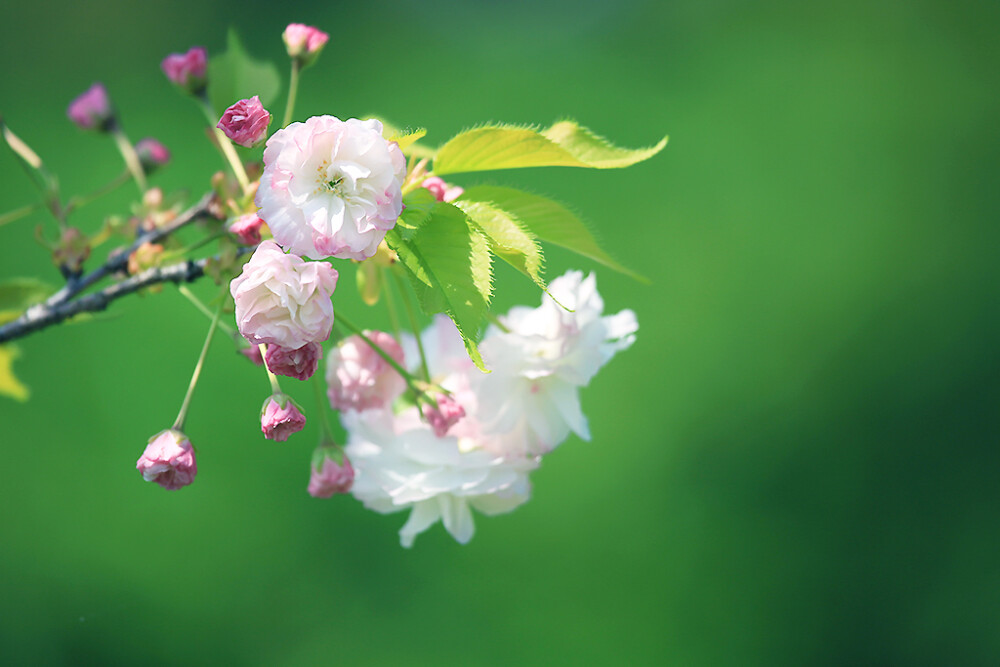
(65, 170), (130, 214)
(337, 312), (427, 397)
(485, 312), (511, 334)
(110, 125), (147, 193)
(391, 270), (430, 382)
(177, 285), (235, 336)
(381, 266), (401, 340)
(312, 372), (335, 442)
(0, 202), (39, 228)
(259, 344), (282, 393)
(282, 60), (301, 128)
(173, 292), (225, 430)
(198, 97), (251, 194)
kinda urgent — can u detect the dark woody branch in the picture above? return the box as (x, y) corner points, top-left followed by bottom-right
(42, 191), (216, 308)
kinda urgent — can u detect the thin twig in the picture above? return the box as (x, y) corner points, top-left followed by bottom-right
(42, 191), (215, 308)
(0, 248), (249, 344)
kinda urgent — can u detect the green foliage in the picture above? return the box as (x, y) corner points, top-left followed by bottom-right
(433, 121), (667, 175)
(460, 186), (648, 283)
(208, 28), (282, 116)
(453, 199), (545, 290)
(385, 200), (492, 371)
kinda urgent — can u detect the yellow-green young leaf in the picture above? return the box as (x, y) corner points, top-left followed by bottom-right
(0, 345), (29, 402)
(388, 128), (427, 151)
(357, 260), (382, 306)
(453, 200), (545, 289)
(433, 121), (667, 175)
(396, 188), (438, 241)
(385, 202), (493, 371)
(461, 186), (648, 283)
(209, 28), (282, 115)
(542, 121), (668, 169)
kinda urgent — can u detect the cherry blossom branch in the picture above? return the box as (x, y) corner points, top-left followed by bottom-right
(0, 249), (247, 344)
(42, 191), (215, 308)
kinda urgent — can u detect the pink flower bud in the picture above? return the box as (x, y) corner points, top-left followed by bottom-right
(283, 24), (329, 64)
(326, 331), (407, 412)
(67, 83), (112, 131)
(307, 449), (354, 497)
(239, 343), (264, 366)
(422, 393), (466, 438)
(228, 213), (264, 245)
(135, 138), (171, 174)
(161, 47), (208, 94)
(264, 342), (322, 381)
(136, 429), (197, 490)
(261, 393), (306, 442)
(217, 96), (272, 148)
(421, 176), (464, 203)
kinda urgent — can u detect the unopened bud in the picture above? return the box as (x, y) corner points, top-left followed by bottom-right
(422, 176), (464, 203)
(260, 393), (306, 442)
(308, 445), (354, 497)
(228, 213), (265, 245)
(67, 83), (113, 132)
(161, 47), (208, 95)
(282, 24), (328, 66)
(136, 429), (197, 490)
(52, 227), (90, 275)
(264, 342), (322, 381)
(128, 242), (164, 275)
(217, 96), (272, 148)
(421, 393), (466, 438)
(135, 138), (171, 174)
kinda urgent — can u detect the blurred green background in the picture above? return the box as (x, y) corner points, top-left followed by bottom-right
(1, 0), (997, 664)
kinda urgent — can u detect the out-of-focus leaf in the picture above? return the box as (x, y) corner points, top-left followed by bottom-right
(0, 345), (29, 402)
(208, 28), (282, 116)
(0, 277), (54, 312)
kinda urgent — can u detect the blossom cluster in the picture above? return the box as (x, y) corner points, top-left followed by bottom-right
(93, 21), (653, 548)
(335, 271), (637, 546)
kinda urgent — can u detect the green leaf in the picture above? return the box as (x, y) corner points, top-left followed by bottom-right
(0, 345), (29, 402)
(388, 127), (427, 151)
(385, 202), (492, 370)
(208, 28), (282, 116)
(433, 121), (667, 175)
(396, 188), (438, 241)
(460, 186), (648, 283)
(453, 200), (545, 289)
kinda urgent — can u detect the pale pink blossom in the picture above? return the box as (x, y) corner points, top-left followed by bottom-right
(228, 213), (264, 245)
(135, 138), (170, 173)
(217, 96), (272, 148)
(265, 342), (322, 381)
(67, 83), (112, 131)
(283, 24), (329, 61)
(308, 454), (355, 497)
(136, 429), (197, 490)
(161, 47), (207, 93)
(326, 331), (407, 412)
(239, 344), (264, 366)
(421, 176), (464, 203)
(422, 393), (466, 438)
(229, 241), (338, 349)
(261, 394), (306, 442)
(256, 116), (406, 260)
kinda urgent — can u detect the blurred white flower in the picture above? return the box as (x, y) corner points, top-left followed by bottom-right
(344, 408), (536, 548)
